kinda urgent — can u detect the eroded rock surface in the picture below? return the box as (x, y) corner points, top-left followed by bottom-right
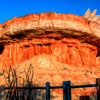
(0, 37), (98, 100)
(0, 38), (97, 69)
(0, 9), (100, 100)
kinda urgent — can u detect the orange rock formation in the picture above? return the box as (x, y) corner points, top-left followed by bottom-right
(0, 38), (97, 68)
(0, 9), (100, 100)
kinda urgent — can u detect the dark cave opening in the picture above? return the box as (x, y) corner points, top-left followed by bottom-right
(0, 45), (4, 54)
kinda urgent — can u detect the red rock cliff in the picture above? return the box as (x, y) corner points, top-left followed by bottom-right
(0, 9), (100, 100)
(0, 38), (97, 68)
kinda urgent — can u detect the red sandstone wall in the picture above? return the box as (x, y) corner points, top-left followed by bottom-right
(0, 38), (97, 68)
(0, 38), (99, 100)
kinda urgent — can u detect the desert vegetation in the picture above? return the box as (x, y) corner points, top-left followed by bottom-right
(0, 64), (42, 100)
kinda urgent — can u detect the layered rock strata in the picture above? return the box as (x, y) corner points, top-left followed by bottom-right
(0, 9), (99, 100)
(0, 10), (100, 54)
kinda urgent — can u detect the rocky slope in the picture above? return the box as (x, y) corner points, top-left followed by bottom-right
(0, 38), (99, 100)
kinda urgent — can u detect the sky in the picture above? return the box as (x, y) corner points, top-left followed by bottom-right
(0, 0), (100, 24)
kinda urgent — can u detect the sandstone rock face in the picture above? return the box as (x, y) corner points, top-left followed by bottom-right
(0, 12), (100, 56)
(0, 38), (98, 100)
(0, 38), (97, 68)
(0, 10), (100, 100)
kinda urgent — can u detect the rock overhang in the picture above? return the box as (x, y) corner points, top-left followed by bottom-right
(0, 9), (100, 55)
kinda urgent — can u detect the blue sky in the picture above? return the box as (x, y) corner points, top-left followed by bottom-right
(0, 0), (100, 24)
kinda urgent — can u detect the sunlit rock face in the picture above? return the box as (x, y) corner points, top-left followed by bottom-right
(0, 37), (98, 100)
(0, 38), (97, 68)
(0, 9), (100, 100)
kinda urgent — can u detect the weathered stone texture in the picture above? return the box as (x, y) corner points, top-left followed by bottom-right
(0, 38), (98, 68)
(0, 38), (99, 100)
